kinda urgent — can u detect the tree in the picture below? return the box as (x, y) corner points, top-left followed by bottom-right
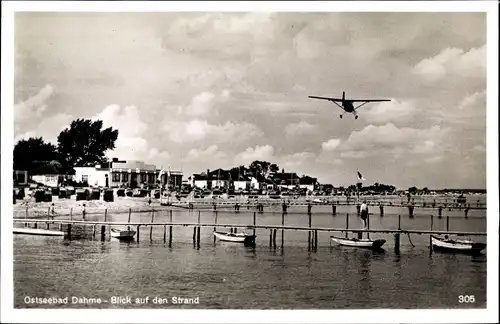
(14, 137), (59, 173)
(269, 163), (279, 173)
(57, 118), (118, 167)
(408, 186), (418, 194)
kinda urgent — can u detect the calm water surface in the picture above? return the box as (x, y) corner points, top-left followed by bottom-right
(14, 198), (487, 309)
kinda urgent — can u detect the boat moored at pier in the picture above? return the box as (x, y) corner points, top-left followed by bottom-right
(110, 228), (136, 240)
(13, 228), (65, 236)
(330, 236), (386, 249)
(213, 231), (256, 245)
(431, 235), (486, 254)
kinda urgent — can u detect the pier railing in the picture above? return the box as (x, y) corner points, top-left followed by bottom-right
(14, 208), (486, 253)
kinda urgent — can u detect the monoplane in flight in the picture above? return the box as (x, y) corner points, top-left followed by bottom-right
(308, 91), (391, 119)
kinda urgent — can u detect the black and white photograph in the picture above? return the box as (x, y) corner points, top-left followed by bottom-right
(1, 1), (498, 323)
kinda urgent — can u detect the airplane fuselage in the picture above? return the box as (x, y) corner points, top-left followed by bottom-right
(342, 100), (354, 113)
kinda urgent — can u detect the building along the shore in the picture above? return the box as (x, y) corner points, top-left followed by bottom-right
(73, 158), (182, 189)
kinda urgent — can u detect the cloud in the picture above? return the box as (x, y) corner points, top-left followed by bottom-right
(458, 90), (486, 111)
(162, 119), (263, 144)
(413, 45), (485, 82)
(285, 121), (317, 137)
(321, 138), (342, 151)
(13, 12), (487, 189)
(92, 104), (170, 164)
(175, 90), (231, 117)
(14, 84), (55, 123)
(425, 156), (443, 164)
(14, 84), (74, 143)
(412, 140), (436, 154)
(363, 100), (416, 124)
(233, 145), (275, 165)
(163, 13), (276, 61)
(332, 123), (450, 162)
(473, 144), (486, 153)
(184, 145), (231, 171)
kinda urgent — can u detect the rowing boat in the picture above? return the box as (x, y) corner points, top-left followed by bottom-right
(330, 236), (386, 249)
(213, 231), (256, 245)
(110, 228), (136, 240)
(431, 235), (485, 254)
(13, 228), (64, 236)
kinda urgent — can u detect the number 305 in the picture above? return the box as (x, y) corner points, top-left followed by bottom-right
(458, 295), (475, 303)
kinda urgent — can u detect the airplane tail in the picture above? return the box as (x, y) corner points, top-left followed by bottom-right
(342, 91), (345, 101)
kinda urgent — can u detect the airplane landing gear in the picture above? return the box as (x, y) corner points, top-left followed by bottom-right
(340, 115), (343, 119)
(355, 115), (358, 120)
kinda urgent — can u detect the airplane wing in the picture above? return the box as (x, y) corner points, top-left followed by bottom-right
(308, 96), (343, 102)
(349, 99), (391, 102)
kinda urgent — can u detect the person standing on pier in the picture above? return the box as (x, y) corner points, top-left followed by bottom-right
(360, 200), (369, 236)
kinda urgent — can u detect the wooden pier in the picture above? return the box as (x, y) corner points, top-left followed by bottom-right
(14, 209), (486, 254)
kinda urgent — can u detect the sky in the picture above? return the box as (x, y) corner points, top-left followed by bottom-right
(13, 11), (487, 189)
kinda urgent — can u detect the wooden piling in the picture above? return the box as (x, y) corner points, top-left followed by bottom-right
(193, 226), (197, 244)
(103, 209), (108, 239)
(214, 211), (218, 244)
(67, 224), (71, 239)
(163, 225), (167, 243)
(367, 212), (370, 240)
(308, 212), (312, 248)
(429, 214), (434, 248)
(59, 223), (63, 231)
(380, 205), (384, 216)
(446, 215), (450, 232)
(269, 229), (273, 247)
(345, 213), (349, 238)
(314, 229), (318, 251)
(394, 233), (400, 254)
(92, 225), (96, 238)
(272, 229), (277, 248)
(438, 207), (443, 218)
(332, 204), (336, 215)
(34, 222), (38, 229)
(150, 210), (155, 241)
(136, 225), (140, 242)
(281, 212), (285, 248)
(253, 212), (256, 237)
(398, 215), (401, 230)
(70, 208), (73, 221)
(197, 226), (201, 249)
(310, 230), (314, 251)
(464, 208), (469, 218)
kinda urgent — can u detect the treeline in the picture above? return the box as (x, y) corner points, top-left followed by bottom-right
(14, 118), (118, 175)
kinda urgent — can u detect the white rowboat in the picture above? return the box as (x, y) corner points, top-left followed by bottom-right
(213, 231), (255, 245)
(13, 228), (64, 236)
(431, 235), (485, 254)
(330, 236), (386, 249)
(110, 228), (136, 240)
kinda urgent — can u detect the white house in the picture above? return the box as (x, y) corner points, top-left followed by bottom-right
(233, 175), (251, 190)
(73, 158), (182, 188)
(192, 173), (209, 189)
(31, 175), (59, 188)
(250, 177), (260, 190)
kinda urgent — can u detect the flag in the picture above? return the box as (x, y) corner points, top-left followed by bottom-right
(357, 171), (366, 182)
(157, 169), (165, 181)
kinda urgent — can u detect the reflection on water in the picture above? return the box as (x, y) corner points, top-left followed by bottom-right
(14, 208), (487, 309)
